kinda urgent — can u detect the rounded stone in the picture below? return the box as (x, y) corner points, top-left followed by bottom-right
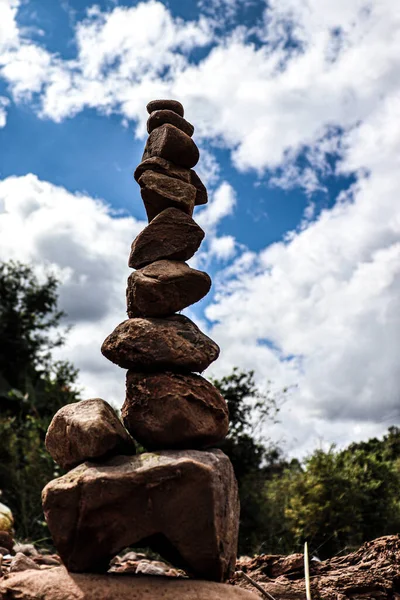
(126, 260), (211, 318)
(123, 370), (229, 450)
(45, 398), (136, 470)
(128, 208), (205, 269)
(138, 170), (196, 222)
(101, 314), (220, 373)
(147, 109), (194, 137)
(146, 99), (184, 117)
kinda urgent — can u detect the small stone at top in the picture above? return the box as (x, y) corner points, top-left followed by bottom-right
(146, 99), (184, 117)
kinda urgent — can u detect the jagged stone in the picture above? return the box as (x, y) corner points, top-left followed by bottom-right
(123, 371), (229, 450)
(126, 260), (211, 318)
(42, 450), (239, 581)
(147, 109), (194, 137)
(0, 567), (259, 599)
(134, 157), (206, 206)
(190, 169), (208, 205)
(128, 207), (205, 269)
(101, 315), (219, 373)
(9, 552), (40, 573)
(147, 99), (184, 117)
(45, 399), (136, 471)
(139, 170), (196, 222)
(134, 156), (190, 184)
(142, 123), (199, 169)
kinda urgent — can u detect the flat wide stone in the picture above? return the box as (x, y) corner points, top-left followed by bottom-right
(123, 371), (229, 450)
(147, 98), (184, 117)
(101, 315), (219, 372)
(0, 567), (258, 599)
(138, 170), (196, 222)
(42, 450), (240, 581)
(147, 109), (194, 137)
(45, 399), (136, 471)
(126, 260), (211, 318)
(142, 123), (199, 169)
(128, 208), (205, 269)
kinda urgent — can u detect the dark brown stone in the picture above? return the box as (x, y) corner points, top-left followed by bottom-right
(0, 531), (14, 552)
(126, 260), (211, 318)
(134, 156), (190, 184)
(134, 158), (206, 206)
(129, 208), (205, 269)
(123, 371), (229, 450)
(142, 123), (199, 169)
(101, 315), (219, 373)
(190, 169), (208, 205)
(0, 567), (258, 600)
(146, 99), (184, 117)
(45, 399), (136, 471)
(138, 170), (196, 222)
(147, 110), (194, 137)
(42, 449), (239, 581)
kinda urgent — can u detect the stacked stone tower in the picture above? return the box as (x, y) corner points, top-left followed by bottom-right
(42, 100), (240, 583)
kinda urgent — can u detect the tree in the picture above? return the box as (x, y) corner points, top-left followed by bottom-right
(0, 260), (79, 541)
(211, 368), (289, 555)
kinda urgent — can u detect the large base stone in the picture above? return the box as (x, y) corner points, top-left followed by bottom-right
(42, 450), (239, 581)
(0, 567), (258, 600)
(123, 371), (229, 450)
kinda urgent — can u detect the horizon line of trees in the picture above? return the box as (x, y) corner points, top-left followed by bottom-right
(1, 259), (400, 560)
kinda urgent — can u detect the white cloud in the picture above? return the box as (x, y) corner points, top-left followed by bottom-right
(1, 0), (400, 455)
(0, 0), (19, 52)
(0, 174), (145, 403)
(0, 95), (9, 127)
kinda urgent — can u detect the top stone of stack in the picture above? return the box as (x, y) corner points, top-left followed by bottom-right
(146, 99), (184, 117)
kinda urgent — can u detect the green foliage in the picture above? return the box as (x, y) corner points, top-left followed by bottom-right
(0, 260), (79, 542)
(211, 368), (289, 555)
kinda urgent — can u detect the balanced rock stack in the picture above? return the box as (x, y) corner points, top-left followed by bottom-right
(41, 101), (241, 587)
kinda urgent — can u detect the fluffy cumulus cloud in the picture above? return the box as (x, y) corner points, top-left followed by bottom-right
(0, 174), (145, 403)
(0, 0), (400, 453)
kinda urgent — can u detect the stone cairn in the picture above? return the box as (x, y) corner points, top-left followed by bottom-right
(42, 100), (240, 583)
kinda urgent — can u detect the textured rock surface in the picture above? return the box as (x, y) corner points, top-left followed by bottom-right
(45, 399), (136, 470)
(126, 260), (211, 318)
(147, 99), (184, 117)
(142, 123), (199, 169)
(0, 567), (258, 600)
(134, 156), (190, 184)
(123, 371), (229, 450)
(139, 170), (196, 222)
(128, 208), (205, 269)
(9, 552), (40, 573)
(42, 450), (239, 581)
(147, 109), (194, 137)
(101, 315), (219, 372)
(190, 169), (208, 205)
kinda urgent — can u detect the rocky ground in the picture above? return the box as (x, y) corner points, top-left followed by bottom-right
(2, 535), (400, 599)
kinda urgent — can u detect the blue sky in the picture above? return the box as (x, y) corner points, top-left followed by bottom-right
(0, 0), (399, 456)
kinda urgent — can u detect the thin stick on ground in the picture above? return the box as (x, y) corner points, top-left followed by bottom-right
(236, 570), (277, 600)
(304, 541), (312, 600)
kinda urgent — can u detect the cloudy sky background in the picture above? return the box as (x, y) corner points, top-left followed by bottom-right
(0, 0), (399, 457)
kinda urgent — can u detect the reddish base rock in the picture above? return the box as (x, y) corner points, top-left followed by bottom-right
(42, 450), (239, 581)
(0, 567), (258, 600)
(123, 371), (229, 450)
